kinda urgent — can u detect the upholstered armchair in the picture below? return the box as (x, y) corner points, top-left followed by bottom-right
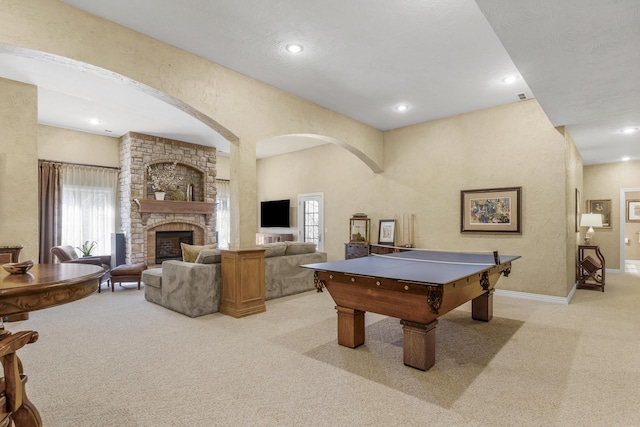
(50, 245), (111, 291)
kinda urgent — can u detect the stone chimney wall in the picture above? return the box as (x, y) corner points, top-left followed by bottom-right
(119, 132), (217, 265)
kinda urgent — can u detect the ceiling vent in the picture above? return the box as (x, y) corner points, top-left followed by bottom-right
(517, 92), (528, 101)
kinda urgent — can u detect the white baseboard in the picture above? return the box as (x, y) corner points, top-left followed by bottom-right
(495, 282), (578, 305)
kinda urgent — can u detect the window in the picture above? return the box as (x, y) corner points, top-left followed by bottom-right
(60, 165), (118, 256)
(298, 193), (324, 251)
(216, 179), (230, 249)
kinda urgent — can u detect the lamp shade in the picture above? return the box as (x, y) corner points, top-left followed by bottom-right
(580, 213), (603, 228)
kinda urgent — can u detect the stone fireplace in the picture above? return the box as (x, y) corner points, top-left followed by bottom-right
(118, 132), (217, 266)
(155, 230), (193, 264)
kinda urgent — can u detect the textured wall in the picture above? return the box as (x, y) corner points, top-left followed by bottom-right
(38, 125), (119, 167)
(624, 191), (640, 260)
(0, 78), (38, 261)
(561, 127), (584, 294)
(258, 99), (577, 297)
(584, 161), (640, 269)
(0, 0), (383, 250)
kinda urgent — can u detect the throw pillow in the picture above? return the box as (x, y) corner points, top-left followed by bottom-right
(262, 242), (287, 258)
(284, 241), (317, 255)
(181, 243), (217, 263)
(195, 249), (222, 264)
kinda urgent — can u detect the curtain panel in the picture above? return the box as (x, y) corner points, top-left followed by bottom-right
(38, 161), (62, 263)
(60, 164), (119, 257)
(216, 179), (230, 249)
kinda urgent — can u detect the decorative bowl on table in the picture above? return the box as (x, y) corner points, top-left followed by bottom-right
(2, 260), (34, 274)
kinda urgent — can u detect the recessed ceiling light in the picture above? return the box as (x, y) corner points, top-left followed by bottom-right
(395, 104), (409, 112)
(501, 75), (518, 84)
(621, 127), (638, 134)
(622, 156), (631, 161)
(285, 44), (304, 53)
(88, 118), (101, 125)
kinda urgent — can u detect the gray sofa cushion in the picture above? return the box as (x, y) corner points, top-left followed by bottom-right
(263, 242), (287, 258)
(160, 260), (221, 317)
(265, 251), (327, 300)
(142, 268), (163, 305)
(284, 241), (317, 255)
(142, 268), (163, 288)
(195, 248), (222, 264)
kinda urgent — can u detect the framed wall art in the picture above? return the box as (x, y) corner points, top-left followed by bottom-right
(378, 219), (396, 245)
(587, 199), (611, 228)
(461, 187), (522, 234)
(575, 189), (581, 232)
(626, 200), (640, 222)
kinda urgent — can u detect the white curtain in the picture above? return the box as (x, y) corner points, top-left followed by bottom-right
(61, 164), (118, 256)
(216, 179), (230, 249)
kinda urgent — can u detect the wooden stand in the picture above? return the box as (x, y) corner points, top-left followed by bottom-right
(577, 245), (605, 292)
(1, 247), (26, 322)
(255, 233), (293, 245)
(220, 249), (266, 318)
(344, 243), (369, 259)
(0, 247), (22, 265)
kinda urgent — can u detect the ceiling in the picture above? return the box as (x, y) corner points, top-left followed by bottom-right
(1, 0), (638, 164)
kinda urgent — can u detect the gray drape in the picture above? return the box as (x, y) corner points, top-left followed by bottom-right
(38, 160), (61, 263)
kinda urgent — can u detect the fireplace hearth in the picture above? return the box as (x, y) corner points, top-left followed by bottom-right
(156, 230), (193, 264)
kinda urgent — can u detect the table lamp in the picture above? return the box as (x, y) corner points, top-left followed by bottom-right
(580, 213), (603, 244)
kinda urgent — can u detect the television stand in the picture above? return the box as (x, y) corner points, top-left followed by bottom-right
(256, 233), (294, 245)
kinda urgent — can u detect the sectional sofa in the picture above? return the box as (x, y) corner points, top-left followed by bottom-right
(142, 241), (327, 317)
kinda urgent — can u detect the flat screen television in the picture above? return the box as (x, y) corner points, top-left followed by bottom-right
(260, 199), (290, 228)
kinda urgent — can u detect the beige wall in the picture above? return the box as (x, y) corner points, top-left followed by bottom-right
(38, 125), (120, 167)
(624, 191), (640, 260)
(1, 0), (587, 297)
(216, 155), (230, 181)
(258, 99), (582, 297)
(584, 161), (640, 269)
(0, 78), (38, 262)
(561, 127), (584, 294)
(1, 0), (384, 249)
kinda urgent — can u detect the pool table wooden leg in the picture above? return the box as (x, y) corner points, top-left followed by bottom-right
(400, 319), (438, 371)
(471, 289), (494, 322)
(335, 306), (365, 348)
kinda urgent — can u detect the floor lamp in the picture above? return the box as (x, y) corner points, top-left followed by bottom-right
(580, 213), (603, 245)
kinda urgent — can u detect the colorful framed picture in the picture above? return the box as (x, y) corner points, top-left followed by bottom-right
(587, 199), (611, 228)
(461, 187), (522, 234)
(378, 219), (396, 245)
(626, 200), (640, 222)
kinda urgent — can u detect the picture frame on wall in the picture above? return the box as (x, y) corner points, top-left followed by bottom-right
(626, 200), (640, 222)
(575, 189), (581, 232)
(587, 199), (612, 228)
(461, 187), (522, 233)
(378, 219), (396, 245)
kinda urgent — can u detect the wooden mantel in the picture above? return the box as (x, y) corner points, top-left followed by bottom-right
(134, 199), (215, 225)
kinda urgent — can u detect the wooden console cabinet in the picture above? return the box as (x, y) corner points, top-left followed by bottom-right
(345, 243), (369, 259)
(220, 248), (266, 318)
(577, 245), (605, 292)
(256, 233), (294, 245)
(0, 246), (22, 264)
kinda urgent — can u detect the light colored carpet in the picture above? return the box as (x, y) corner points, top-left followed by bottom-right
(8, 272), (640, 426)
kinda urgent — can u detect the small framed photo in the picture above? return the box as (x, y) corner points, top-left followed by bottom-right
(378, 219), (396, 245)
(461, 187), (522, 233)
(587, 199), (612, 228)
(627, 200), (640, 222)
